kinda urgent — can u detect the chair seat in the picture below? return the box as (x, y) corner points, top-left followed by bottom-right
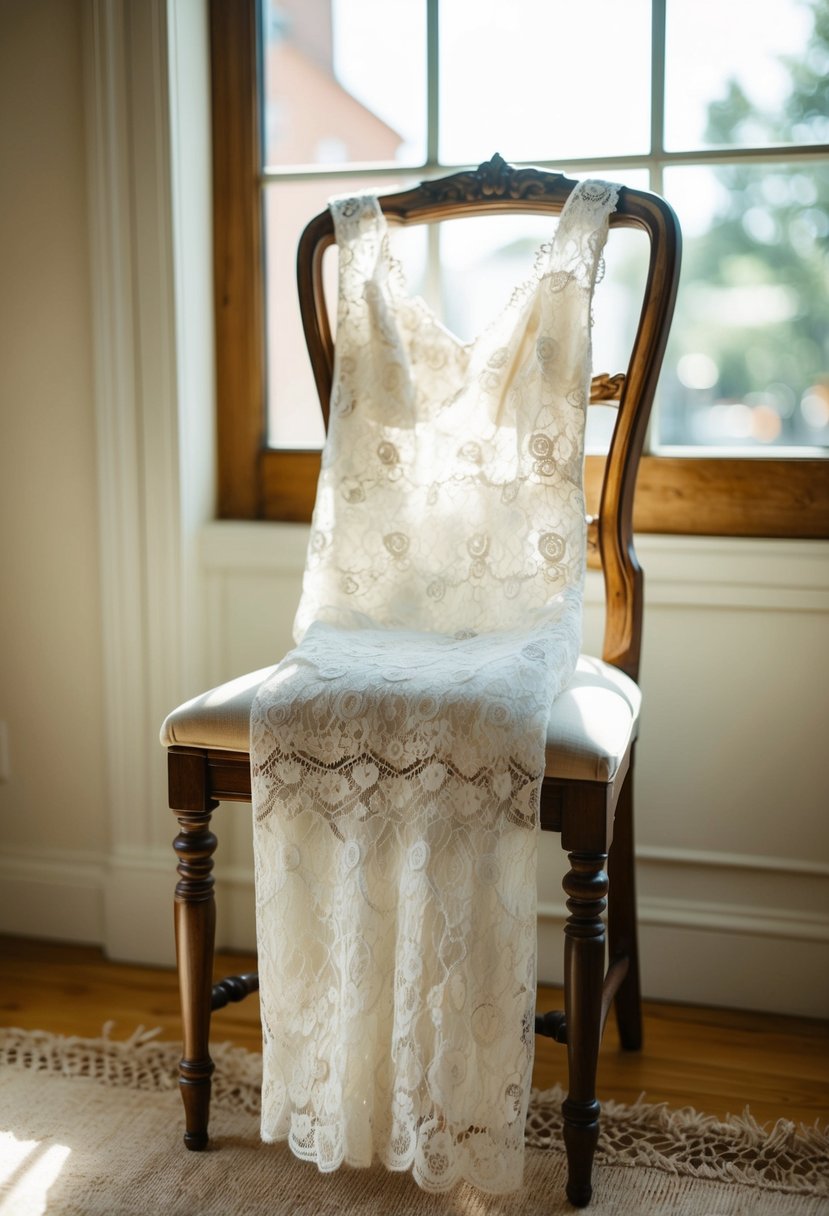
(161, 654), (640, 784)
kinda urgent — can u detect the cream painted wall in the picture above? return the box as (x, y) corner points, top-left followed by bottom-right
(0, 0), (108, 883)
(0, 0), (216, 956)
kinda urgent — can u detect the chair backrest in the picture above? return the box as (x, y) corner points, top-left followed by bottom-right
(296, 154), (681, 681)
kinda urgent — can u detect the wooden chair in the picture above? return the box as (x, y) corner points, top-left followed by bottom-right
(161, 155), (681, 1208)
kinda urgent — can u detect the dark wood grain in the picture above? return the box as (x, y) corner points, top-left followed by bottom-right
(211, 0), (265, 519)
(171, 751), (220, 1151)
(561, 852), (610, 1207)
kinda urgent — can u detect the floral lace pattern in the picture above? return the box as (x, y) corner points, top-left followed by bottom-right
(251, 180), (619, 1194)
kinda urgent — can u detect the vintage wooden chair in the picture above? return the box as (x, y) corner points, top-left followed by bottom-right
(161, 155), (680, 1208)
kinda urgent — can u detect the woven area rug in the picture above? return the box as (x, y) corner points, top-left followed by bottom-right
(0, 1028), (826, 1216)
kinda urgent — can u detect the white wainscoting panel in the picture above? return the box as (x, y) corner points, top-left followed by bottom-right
(80, 0), (215, 965)
(199, 524), (829, 1017)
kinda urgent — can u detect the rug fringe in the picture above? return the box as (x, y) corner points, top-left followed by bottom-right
(527, 1082), (829, 1195)
(0, 1025), (258, 1114)
(1, 1026), (826, 1200)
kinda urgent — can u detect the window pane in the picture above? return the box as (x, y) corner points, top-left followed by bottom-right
(262, 0), (426, 169)
(657, 163), (829, 450)
(665, 0), (827, 150)
(439, 0), (650, 164)
(265, 177), (424, 448)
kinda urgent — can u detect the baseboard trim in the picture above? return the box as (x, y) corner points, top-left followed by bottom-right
(2, 848), (826, 1014)
(536, 897), (829, 943)
(0, 850), (105, 945)
(636, 844), (829, 879)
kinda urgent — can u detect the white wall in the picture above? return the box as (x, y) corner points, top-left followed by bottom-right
(0, 0), (109, 939)
(0, 0), (826, 1018)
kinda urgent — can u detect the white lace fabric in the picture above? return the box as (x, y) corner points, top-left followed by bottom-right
(251, 180), (619, 1194)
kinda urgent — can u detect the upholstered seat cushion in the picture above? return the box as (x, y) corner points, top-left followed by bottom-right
(160, 654), (640, 784)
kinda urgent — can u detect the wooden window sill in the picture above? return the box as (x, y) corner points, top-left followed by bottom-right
(237, 450), (829, 539)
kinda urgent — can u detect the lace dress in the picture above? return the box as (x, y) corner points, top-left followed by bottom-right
(251, 179), (619, 1194)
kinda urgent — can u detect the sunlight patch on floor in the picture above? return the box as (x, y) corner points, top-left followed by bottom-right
(0, 1134), (70, 1216)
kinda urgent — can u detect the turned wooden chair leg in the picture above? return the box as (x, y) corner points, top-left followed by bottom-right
(561, 851), (608, 1208)
(172, 799), (218, 1151)
(607, 760), (642, 1051)
(173, 807), (217, 1150)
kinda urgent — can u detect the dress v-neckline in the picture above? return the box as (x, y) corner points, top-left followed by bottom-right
(403, 272), (544, 358)
(375, 186), (586, 356)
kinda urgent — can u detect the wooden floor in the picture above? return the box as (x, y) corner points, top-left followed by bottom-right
(1, 935), (827, 1127)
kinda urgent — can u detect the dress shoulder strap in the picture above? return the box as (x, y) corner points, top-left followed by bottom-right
(547, 178), (620, 291)
(329, 192), (385, 246)
(329, 191), (405, 310)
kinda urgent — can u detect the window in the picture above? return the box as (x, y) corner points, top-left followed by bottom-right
(212, 0), (829, 534)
